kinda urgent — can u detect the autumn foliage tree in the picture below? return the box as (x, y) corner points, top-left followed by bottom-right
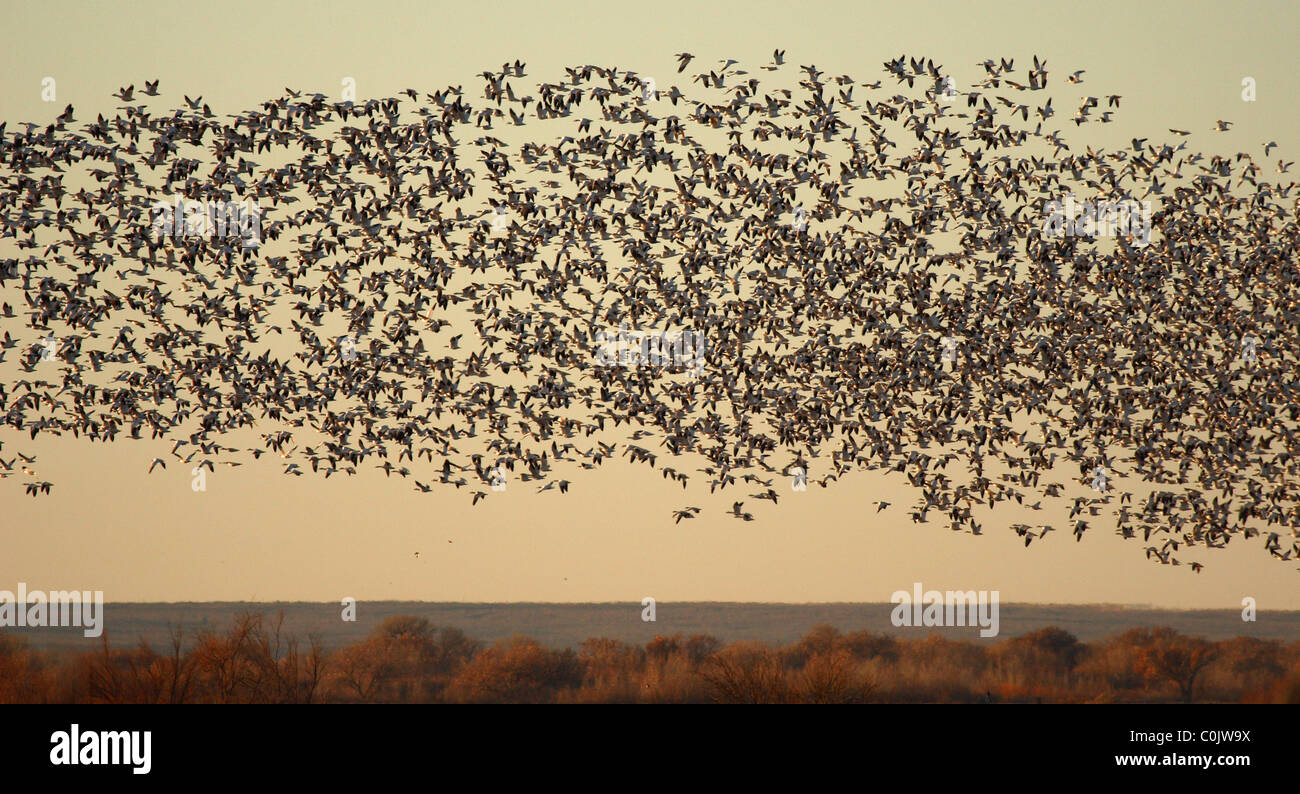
(1135, 628), (1219, 703)
(330, 616), (479, 702)
(446, 635), (581, 703)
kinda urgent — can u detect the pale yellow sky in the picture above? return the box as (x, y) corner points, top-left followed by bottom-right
(2, 0), (1298, 608)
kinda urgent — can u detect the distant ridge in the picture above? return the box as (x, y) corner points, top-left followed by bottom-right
(8, 602), (1298, 652)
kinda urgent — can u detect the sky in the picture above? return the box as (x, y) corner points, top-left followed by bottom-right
(1, 0), (1298, 607)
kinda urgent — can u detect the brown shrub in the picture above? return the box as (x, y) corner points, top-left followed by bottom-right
(326, 616), (479, 703)
(795, 649), (876, 703)
(85, 630), (195, 704)
(446, 636), (581, 703)
(0, 634), (52, 704)
(701, 642), (792, 703)
(1133, 629), (1218, 703)
(2, 616), (1295, 705)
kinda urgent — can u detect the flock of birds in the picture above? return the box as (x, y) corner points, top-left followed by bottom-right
(2, 51), (1298, 572)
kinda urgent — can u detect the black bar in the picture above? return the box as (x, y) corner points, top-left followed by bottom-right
(2, 705), (1284, 782)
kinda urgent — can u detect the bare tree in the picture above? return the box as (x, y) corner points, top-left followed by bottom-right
(701, 645), (791, 704)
